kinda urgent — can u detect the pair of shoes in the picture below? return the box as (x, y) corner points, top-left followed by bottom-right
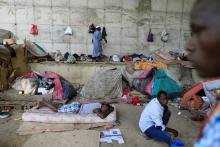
(0, 112), (10, 118)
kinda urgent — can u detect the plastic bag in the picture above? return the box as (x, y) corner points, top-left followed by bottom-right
(30, 24), (38, 35)
(161, 30), (169, 43)
(88, 24), (95, 34)
(147, 29), (154, 42)
(64, 26), (73, 35)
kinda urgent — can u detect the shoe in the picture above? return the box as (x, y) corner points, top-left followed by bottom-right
(0, 112), (10, 118)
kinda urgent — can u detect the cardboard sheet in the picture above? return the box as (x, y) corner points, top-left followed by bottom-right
(22, 130), (100, 147)
(100, 128), (125, 144)
(17, 121), (114, 135)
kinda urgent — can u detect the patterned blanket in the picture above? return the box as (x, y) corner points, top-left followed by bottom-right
(80, 68), (128, 99)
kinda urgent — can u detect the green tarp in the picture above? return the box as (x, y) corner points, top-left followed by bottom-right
(152, 69), (183, 96)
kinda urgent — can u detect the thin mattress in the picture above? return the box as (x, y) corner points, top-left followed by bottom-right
(22, 105), (116, 124)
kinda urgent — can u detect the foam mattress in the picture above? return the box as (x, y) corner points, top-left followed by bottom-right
(22, 105), (116, 124)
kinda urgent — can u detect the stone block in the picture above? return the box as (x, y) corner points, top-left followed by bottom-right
(88, 0), (104, 9)
(136, 13), (150, 27)
(184, 0), (196, 13)
(70, 0), (87, 8)
(122, 11), (137, 27)
(15, 0), (32, 6)
(35, 7), (52, 24)
(0, 6), (15, 23)
(70, 8), (87, 26)
(136, 44), (150, 55)
(137, 26), (149, 44)
(52, 25), (70, 43)
(86, 45), (93, 55)
(34, 0), (51, 7)
(52, 0), (69, 7)
(70, 43), (87, 54)
(0, 23), (16, 34)
(162, 45), (179, 52)
(148, 43), (163, 52)
(121, 27), (137, 38)
(121, 44), (138, 55)
(121, 26), (138, 45)
(35, 25), (52, 43)
(87, 9), (104, 25)
(106, 27), (121, 45)
(122, 0), (139, 10)
(182, 14), (190, 30)
(15, 6), (34, 24)
(105, 10), (122, 27)
(165, 29), (181, 48)
(150, 11), (165, 28)
(0, 0), (14, 6)
(167, 0), (183, 13)
(137, 41), (149, 52)
(104, 44), (121, 56)
(35, 42), (53, 53)
(105, 0), (122, 10)
(53, 43), (70, 54)
(70, 26), (87, 44)
(16, 24), (35, 41)
(151, 0), (166, 11)
(121, 37), (137, 46)
(165, 12), (181, 29)
(52, 7), (69, 25)
(87, 34), (92, 45)
(62, 65), (82, 79)
(179, 29), (191, 49)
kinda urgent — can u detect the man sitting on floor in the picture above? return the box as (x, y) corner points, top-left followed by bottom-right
(36, 100), (114, 119)
(139, 90), (178, 145)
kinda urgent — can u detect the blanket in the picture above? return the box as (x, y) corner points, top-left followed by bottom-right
(80, 68), (128, 99)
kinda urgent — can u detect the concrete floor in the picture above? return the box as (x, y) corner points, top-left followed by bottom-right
(0, 104), (200, 147)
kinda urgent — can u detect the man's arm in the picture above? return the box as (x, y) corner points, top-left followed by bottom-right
(151, 110), (166, 131)
(36, 100), (58, 112)
(165, 127), (178, 137)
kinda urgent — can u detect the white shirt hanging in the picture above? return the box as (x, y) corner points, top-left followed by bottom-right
(161, 30), (169, 43)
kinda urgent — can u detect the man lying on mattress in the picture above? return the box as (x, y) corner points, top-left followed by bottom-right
(36, 100), (114, 119)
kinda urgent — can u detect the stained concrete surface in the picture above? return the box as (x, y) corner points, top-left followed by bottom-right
(0, 104), (200, 147)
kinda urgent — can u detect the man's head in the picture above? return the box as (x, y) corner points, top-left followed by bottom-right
(101, 104), (113, 112)
(157, 90), (168, 106)
(186, 0), (220, 78)
(96, 26), (101, 31)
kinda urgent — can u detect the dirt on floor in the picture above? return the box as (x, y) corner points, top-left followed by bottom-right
(0, 104), (200, 147)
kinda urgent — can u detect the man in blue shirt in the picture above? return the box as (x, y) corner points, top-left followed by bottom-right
(92, 26), (102, 61)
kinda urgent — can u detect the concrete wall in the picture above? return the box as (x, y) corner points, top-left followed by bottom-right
(0, 0), (195, 56)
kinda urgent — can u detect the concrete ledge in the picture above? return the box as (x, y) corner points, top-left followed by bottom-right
(28, 61), (126, 84)
(28, 61), (199, 86)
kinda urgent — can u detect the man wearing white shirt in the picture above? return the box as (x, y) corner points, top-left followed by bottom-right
(139, 91), (176, 145)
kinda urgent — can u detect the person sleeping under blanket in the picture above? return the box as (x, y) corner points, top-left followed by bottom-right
(36, 100), (114, 119)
